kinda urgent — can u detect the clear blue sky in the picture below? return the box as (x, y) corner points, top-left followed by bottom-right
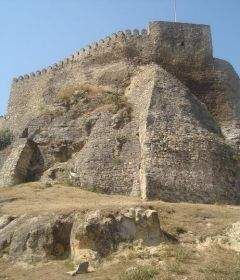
(0, 0), (239, 115)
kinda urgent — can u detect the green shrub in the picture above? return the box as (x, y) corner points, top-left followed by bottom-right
(119, 265), (158, 280)
(0, 129), (13, 150)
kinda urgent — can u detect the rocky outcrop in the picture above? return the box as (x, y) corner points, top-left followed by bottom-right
(0, 148), (11, 171)
(181, 58), (240, 146)
(0, 214), (73, 262)
(70, 109), (141, 195)
(0, 215), (15, 230)
(40, 162), (70, 185)
(0, 139), (44, 187)
(70, 207), (163, 265)
(0, 207), (163, 264)
(1, 21), (240, 204)
(127, 65), (240, 203)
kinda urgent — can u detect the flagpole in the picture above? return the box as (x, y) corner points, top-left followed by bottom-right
(173, 0), (177, 22)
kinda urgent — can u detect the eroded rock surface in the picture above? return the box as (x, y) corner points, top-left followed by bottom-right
(70, 207), (163, 265)
(0, 207), (163, 265)
(0, 214), (73, 262)
(0, 139), (44, 187)
(0, 215), (15, 230)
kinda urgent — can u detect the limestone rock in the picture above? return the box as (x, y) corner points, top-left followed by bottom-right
(70, 110), (140, 195)
(0, 148), (10, 171)
(127, 65), (240, 203)
(0, 215), (15, 230)
(197, 222), (240, 252)
(0, 207), (163, 265)
(0, 139), (44, 187)
(0, 214), (73, 262)
(40, 162), (70, 185)
(70, 207), (163, 265)
(185, 58), (240, 145)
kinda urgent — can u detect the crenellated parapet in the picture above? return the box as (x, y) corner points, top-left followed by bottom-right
(12, 21), (213, 84)
(12, 28), (151, 83)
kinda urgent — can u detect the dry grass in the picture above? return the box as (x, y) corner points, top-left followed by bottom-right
(57, 83), (132, 115)
(197, 246), (240, 280)
(0, 182), (142, 216)
(119, 265), (159, 280)
(1, 183), (240, 280)
(0, 182), (239, 235)
(58, 83), (111, 101)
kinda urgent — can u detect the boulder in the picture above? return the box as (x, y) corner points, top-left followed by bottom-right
(40, 162), (70, 185)
(70, 207), (163, 265)
(0, 214), (73, 262)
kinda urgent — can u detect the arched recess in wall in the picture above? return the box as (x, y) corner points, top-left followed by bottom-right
(15, 140), (44, 183)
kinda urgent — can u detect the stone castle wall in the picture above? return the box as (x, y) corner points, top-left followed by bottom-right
(6, 21), (213, 134)
(12, 21), (213, 83)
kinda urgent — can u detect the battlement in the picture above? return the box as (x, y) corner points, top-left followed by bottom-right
(12, 21), (213, 83)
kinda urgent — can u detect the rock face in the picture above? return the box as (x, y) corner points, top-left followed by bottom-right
(1, 21), (240, 204)
(128, 65), (240, 203)
(0, 139), (44, 187)
(70, 207), (163, 265)
(0, 214), (73, 262)
(0, 215), (15, 230)
(0, 207), (163, 264)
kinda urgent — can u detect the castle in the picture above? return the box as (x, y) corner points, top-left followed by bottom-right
(6, 21), (213, 133)
(1, 21), (240, 204)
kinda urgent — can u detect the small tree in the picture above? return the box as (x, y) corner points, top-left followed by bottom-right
(0, 128), (13, 150)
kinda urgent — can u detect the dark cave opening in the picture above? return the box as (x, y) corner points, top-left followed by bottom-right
(25, 143), (45, 182)
(15, 140), (45, 183)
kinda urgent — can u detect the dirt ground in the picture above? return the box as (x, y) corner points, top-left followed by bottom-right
(1, 183), (240, 280)
(0, 183), (143, 216)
